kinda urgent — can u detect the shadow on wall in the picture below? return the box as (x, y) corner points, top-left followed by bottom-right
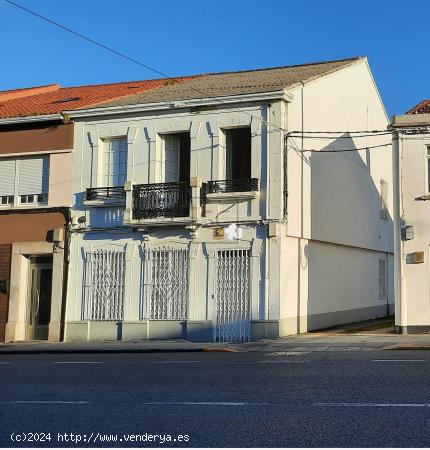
(303, 134), (393, 331)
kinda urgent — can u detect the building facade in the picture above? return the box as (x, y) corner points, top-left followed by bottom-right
(0, 116), (72, 342)
(391, 104), (430, 332)
(63, 57), (394, 342)
(0, 80), (191, 342)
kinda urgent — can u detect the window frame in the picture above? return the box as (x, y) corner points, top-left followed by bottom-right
(102, 137), (128, 188)
(0, 156), (49, 208)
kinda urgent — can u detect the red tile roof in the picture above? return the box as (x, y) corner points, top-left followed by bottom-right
(406, 100), (430, 115)
(0, 77), (197, 119)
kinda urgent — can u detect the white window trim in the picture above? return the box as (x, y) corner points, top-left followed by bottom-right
(100, 137), (128, 188)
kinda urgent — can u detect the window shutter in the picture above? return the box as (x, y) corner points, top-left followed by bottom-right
(18, 156), (49, 195)
(0, 159), (16, 196)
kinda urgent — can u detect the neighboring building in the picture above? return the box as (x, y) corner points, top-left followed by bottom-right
(62, 56), (393, 343)
(0, 77), (194, 342)
(391, 102), (430, 332)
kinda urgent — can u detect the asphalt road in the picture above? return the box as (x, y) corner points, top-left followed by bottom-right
(1, 350), (430, 447)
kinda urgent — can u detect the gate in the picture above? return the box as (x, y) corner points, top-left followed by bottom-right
(141, 246), (189, 320)
(83, 248), (125, 321)
(215, 249), (251, 342)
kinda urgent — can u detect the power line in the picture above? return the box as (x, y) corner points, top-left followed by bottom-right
(288, 142), (392, 153)
(287, 133), (392, 139)
(3, 0), (288, 134)
(287, 130), (390, 134)
(3, 0), (394, 147)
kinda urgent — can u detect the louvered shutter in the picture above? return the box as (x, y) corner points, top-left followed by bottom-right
(18, 156), (49, 195)
(0, 159), (16, 196)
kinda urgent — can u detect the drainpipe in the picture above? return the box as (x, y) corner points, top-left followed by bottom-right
(392, 130), (406, 333)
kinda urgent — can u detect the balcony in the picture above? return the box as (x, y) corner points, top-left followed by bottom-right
(205, 178), (259, 194)
(203, 178), (259, 208)
(132, 182), (192, 219)
(86, 186), (126, 201)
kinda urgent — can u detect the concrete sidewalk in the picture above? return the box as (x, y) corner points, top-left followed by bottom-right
(2, 332), (430, 354)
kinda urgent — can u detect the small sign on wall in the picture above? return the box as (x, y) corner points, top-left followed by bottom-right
(213, 227), (225, 240)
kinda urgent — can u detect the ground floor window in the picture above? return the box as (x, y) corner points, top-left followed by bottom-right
(141, 246), (189, 320)
(83, 249), (125, 321)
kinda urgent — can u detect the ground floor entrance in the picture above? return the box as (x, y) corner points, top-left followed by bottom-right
(27, 256), (53, 340)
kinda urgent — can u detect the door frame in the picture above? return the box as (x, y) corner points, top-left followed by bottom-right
(5, 242), (65, 342)
(26, 260), (53, 341)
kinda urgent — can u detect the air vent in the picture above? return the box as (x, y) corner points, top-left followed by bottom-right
(51, 97), (81, 104)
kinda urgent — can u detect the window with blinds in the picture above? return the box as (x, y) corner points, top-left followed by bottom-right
(0, 156), (49, 206)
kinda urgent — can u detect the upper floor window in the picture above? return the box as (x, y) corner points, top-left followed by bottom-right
(224, 127), (251, 181)
(161, 133), (190, 183)
(0, 156), (49, 207)
(103, 138), (127, 187)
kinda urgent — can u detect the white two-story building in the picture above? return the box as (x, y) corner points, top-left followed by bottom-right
(63, 57), (393, 342)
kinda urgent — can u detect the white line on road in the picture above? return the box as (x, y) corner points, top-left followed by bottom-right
(258, 360), (306, 364)
(2, 401), (89, 404)
(144, 401), (268, 406)
(372, 360), (426, 362)
(0, 362), (11, 364)
(314, 403), (430, 408)
(153, 361), (203, 364)
(53, 361), (103, 364)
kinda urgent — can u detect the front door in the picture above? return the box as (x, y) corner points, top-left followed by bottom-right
(27, 258), (53, 340)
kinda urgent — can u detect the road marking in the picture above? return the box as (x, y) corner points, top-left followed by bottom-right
(0, 362), (11, 364)
(3, 401), (89, 404)
(143, 401), (268, 406)
(153, 361), (203, 364)
(258, 360), (306, 364)
(53, 361), (102, 364)
(314, 403), (430, 408)
(372, 359), (426, 362)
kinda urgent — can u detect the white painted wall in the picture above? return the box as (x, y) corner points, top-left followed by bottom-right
(396, 131), (430, 326)
(279, 59), (394, 327)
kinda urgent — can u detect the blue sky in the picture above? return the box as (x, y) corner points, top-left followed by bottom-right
(0, 0), (427, 116)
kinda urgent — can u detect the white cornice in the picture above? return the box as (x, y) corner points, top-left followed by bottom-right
(0, 114), (63, 125)
(65, 90), (293, 119)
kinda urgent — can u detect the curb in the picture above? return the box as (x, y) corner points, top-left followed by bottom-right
(0, 347), (238, 355)
(202, 347), (239, 352)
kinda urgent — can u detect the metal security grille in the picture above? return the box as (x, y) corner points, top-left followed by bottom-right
(215, 249), (251, 342)
(142, 247), (189, 320)
(83, 249), (125, 321)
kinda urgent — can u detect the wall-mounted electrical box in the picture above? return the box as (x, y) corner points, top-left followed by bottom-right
(406, 251), (425, 264)
(401, 225), (414, 241)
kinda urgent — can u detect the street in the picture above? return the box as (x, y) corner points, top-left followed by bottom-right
(1, 350), (430, 447)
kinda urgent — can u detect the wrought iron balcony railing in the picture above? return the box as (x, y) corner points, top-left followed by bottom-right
(132, 182), (191, 219)
(86, 186), (126, 201)
(205, 178), (259, 194)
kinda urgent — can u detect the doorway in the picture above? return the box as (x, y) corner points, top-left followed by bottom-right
(27, 256), (53, 340)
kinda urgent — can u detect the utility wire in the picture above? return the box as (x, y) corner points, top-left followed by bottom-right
(288, 130), (390, 134)
(289, 142), (392, 153)
(287, 133), (392, 139)
(3, 0), (288, 134)
(4, 0), (392, 139)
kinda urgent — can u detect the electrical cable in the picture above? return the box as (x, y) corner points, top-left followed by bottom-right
(3, 0), (288, 134)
